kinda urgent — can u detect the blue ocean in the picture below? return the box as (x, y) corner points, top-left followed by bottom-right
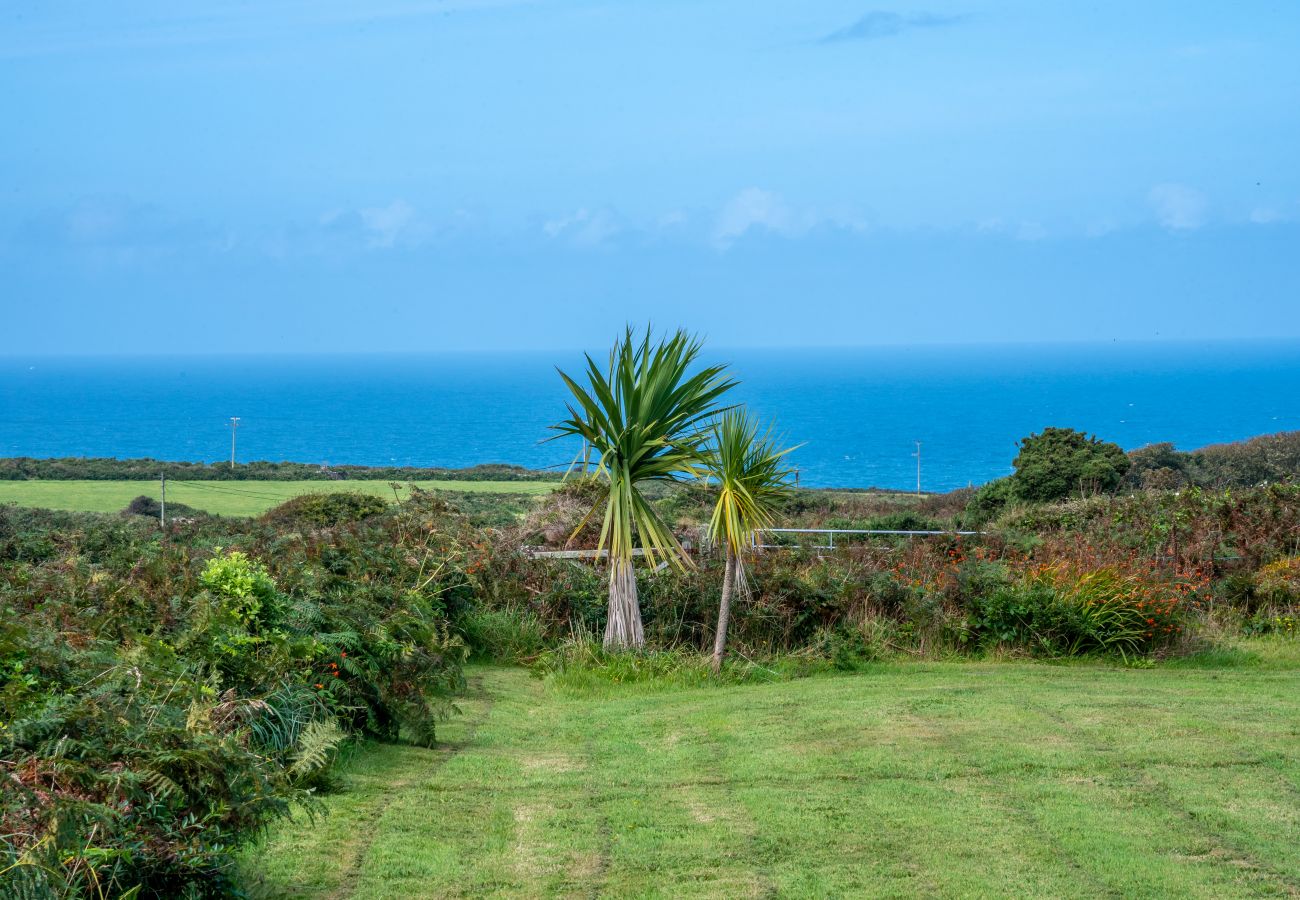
(3, 342), (1299, 491)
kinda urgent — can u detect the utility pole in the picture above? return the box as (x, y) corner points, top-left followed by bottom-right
(160, 473), (166, 529)
(913, 441), (922, 497)
(229, 417), (240, 470)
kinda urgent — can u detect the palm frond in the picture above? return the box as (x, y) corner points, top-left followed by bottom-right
(703, 409), (800, 557)
(550, 326), (736, 568)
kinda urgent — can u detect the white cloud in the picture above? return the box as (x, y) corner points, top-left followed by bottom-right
(1148, 183), (1207, 230)
(542, 207), (621, 247)
(359, 199), (416, 247)
(975, 216), (1048, 241)
(656, 209), (689, 229)
(16, 196), (226, 262)
(1015, 221), (1047, 241)
(709, 188), (869, 249)
(712, 188), (798, 248)
(1249, 207), (1282, 224)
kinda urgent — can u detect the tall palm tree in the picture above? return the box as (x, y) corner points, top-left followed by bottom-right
(552, 327), (735, 649)
(703, 410), (798, 673)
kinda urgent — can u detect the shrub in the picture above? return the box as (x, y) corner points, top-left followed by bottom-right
(1255, 556), (1300, 607)
(968, 564), (1192, 658)
(864, 511), (941, 532)
(1241, 612), (1299, 637)
(964, 478), (1014, 525)
(259, 491), (389, 528)
(124, 494), (206, 519)
(818, 621), (891, 670)
(1011, 427), (1130, 502)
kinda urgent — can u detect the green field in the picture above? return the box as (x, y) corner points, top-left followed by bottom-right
(0, 479), (553, 518)
(249, 647), (1300, 898)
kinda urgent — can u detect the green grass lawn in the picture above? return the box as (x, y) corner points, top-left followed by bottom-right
(247, 646), (1300, 899)
(0, 479), (554, 518)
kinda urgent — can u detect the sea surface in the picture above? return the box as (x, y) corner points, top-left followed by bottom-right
(3, 342), (1299, 491)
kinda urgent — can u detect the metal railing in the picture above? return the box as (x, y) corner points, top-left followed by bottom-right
(753, 527), (983, 551)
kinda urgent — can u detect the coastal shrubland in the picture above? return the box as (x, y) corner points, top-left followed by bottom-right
(1, 494), (469, 897)
(0, 457), (557, 483)
(4, 425), (1300, 895)
(2, 477), (1297, 895)
(454, 478), (1299, 677)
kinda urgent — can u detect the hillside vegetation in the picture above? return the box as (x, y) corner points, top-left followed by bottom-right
(4, 423), (1300, 896)
(0, 457), (558, 483)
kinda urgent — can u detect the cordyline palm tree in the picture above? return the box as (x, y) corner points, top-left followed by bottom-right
(552, 327), (735, 650)
(703, 410), (798, 673)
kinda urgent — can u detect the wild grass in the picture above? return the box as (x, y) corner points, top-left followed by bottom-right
(249, 651), (1300, 898)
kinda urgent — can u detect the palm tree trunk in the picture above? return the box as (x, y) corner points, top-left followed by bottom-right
(712, 547), (736, 673)
(604, 556), (645, 650)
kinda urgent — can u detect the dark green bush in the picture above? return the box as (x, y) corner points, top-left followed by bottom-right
(1011, 427), (1130, 502)
(964, 477), (1014, 526)
(124, 494), (206, 519)
(259, 490), (389, 528)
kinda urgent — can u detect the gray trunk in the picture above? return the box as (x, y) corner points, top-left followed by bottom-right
(604, 556), (645, 650)
(712, 547), (737, 673)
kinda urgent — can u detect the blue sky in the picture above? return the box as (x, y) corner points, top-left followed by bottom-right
(2, 1), (1298, 353)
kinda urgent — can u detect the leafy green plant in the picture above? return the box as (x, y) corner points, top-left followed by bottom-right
(552, 326), (735, 649)
(200, 548), (282, 628)
(1011, 427), (1130, 502)
(701, 409), (798, 672)
(968, 564), (1190, 659)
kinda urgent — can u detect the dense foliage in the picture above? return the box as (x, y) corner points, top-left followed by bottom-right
(463, 480), (1300, 669)
(1, 494), (469, 897)
(1010, 427), (1131, 502)
(0, 457), (557, 483)
(1126, 430), (1300, 490)
(6, 425), (1300, 895)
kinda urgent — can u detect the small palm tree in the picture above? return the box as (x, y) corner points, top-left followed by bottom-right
(703, 410), (798, 673)
(552, 327), (735, 649)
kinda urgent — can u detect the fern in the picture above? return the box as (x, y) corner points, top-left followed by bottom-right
(288, 718), (346, 781)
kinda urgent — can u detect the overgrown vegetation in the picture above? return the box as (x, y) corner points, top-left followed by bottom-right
(5, 367), (1300, 896)
(460, 478), (1299, 672)
(1, 493), (470, 897)
(1127, 429), (1300, 490)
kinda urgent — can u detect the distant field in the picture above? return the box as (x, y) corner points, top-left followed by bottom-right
(0, 479), (554, 518)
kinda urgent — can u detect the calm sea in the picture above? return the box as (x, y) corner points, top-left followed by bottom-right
(3, 342), (1299, 491)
